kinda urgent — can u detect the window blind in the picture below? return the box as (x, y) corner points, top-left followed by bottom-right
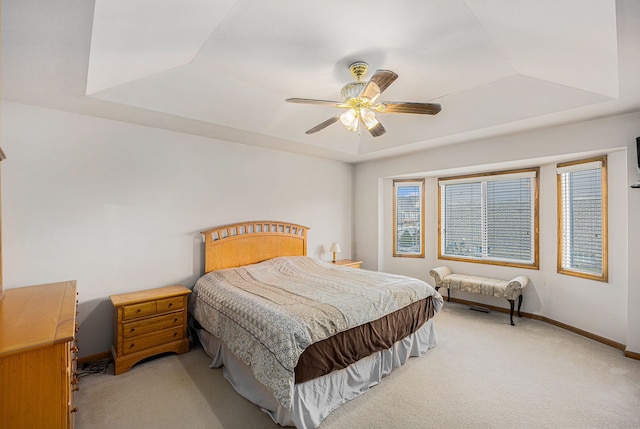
(559, 167), (603, 275)
(442, 182), (482, 257)
(440, 170), (536, 265)
(394, 180), (423, 256)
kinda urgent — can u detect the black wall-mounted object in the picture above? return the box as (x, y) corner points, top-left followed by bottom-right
(632, 136), (640, 188)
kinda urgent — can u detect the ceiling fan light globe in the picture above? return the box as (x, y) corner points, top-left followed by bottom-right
(361, 108), (379, 129)
(340, 108), (357, 126)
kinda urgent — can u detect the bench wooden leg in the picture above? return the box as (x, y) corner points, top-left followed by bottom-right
(435, 286), (450, 302)
(508, 300), (515, 326)
(517, 295), (523, 317)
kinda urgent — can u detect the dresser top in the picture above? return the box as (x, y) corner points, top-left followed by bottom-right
(110, 284), (190, 307)
(0, 281), (77, 356)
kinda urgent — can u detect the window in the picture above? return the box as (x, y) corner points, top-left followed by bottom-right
(438, 168), (539, 268)
(393, 179), (424, 257)
(557, 156), (608, 282)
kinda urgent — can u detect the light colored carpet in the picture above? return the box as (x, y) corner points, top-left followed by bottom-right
(75, 302), (640, 429)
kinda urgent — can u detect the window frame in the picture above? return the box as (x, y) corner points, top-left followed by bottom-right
(393, 178), (425, 258)
(437, 167), (540, 269)
(556, 156), (608, 282)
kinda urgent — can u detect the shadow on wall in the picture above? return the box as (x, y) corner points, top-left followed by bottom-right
(75, 234), (204, 359)
(77, 298), (114, 359)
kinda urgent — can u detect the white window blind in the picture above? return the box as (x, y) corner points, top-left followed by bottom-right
(394, 180), (424, 257)
(558, 161), (605, 278)
(440, 170), (537, 266)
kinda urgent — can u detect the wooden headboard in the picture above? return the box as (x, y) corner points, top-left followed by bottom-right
(201, 220), (309, 273)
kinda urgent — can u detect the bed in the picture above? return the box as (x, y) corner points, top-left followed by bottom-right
(189, 221), (443, 428)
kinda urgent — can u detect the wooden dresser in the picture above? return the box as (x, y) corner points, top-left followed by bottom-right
(110, 285), (190, 375)
(0, 281), (79, 429)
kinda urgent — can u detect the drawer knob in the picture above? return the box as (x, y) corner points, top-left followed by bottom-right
(174, 318), (178, 323)
(173, 332), (178, 337)
(130, 328), (135, 333)
(130, 343), (135, 348)
(137, 309), (142, 313)
(71, 407), (78, 413)
(168, 303), (173, 307)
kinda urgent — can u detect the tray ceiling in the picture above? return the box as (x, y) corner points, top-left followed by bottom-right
(3, 0), (639, 162)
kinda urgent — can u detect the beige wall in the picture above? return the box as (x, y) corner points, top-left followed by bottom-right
(355, 111), (640, 353)
(1, 101), (354, 357)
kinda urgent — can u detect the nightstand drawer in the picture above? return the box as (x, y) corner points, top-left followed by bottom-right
(123, 327), (183, 355)
(123, 301), (156, 320)
(157, 296), (184, 313)
(122, 312), (183, 338)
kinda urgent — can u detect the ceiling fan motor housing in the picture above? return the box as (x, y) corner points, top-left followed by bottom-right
(341, 61), (369, 101)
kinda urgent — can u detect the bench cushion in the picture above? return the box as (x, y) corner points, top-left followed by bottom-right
(429, 267), (528, 301)
(443, 274), (511, 299)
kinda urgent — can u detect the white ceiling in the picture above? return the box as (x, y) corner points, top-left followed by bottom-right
(2, 0), (639, 163)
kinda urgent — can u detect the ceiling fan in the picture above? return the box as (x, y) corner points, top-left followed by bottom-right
(286, 62), (442, 138)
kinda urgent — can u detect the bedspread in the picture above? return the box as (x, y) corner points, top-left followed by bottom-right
(189, 256), (442, 409)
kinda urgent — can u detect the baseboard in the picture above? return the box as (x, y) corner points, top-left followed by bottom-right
(537, 316), (625, 351)
(445, 297), (628, 354)
(624, 350), (640, 360)
(78, 350), (112, 366)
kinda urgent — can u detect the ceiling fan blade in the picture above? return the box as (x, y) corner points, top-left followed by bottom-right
(305, 115), (340, 134)
(360, 70), (398, 101)
(380, 102), (442, 115)
(366, 120), (386, 137)
(370, 70), (398, 93)
(286, 98), (342, 107)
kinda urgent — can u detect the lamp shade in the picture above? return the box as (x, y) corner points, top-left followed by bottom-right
(329, 242), (341, 253)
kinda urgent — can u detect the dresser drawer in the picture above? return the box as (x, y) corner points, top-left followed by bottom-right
(122, 312), (184, 338)
(123, 301), (157, 320)
(157, 296), (184, 313)
(123, 327), (183, 355)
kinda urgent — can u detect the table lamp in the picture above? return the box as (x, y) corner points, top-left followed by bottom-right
(329, 242), (341, 262)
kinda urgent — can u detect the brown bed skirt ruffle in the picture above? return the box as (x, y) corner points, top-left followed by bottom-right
(294, 296), (436, 383)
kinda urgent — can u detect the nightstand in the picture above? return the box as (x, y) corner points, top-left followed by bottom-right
(110, 285), (191, 375)
(332, 259), (363, 268)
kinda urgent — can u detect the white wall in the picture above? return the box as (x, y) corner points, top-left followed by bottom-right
(355, 111), (640, 351)
(1, 101), (354, 358)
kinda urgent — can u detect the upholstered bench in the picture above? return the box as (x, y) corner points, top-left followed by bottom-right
(429, 266), (529, 326)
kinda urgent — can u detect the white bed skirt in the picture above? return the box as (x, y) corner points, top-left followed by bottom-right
(197, 319), (437, 429)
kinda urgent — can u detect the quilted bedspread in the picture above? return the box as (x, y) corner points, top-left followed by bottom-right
(189, 256), (442, 409)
